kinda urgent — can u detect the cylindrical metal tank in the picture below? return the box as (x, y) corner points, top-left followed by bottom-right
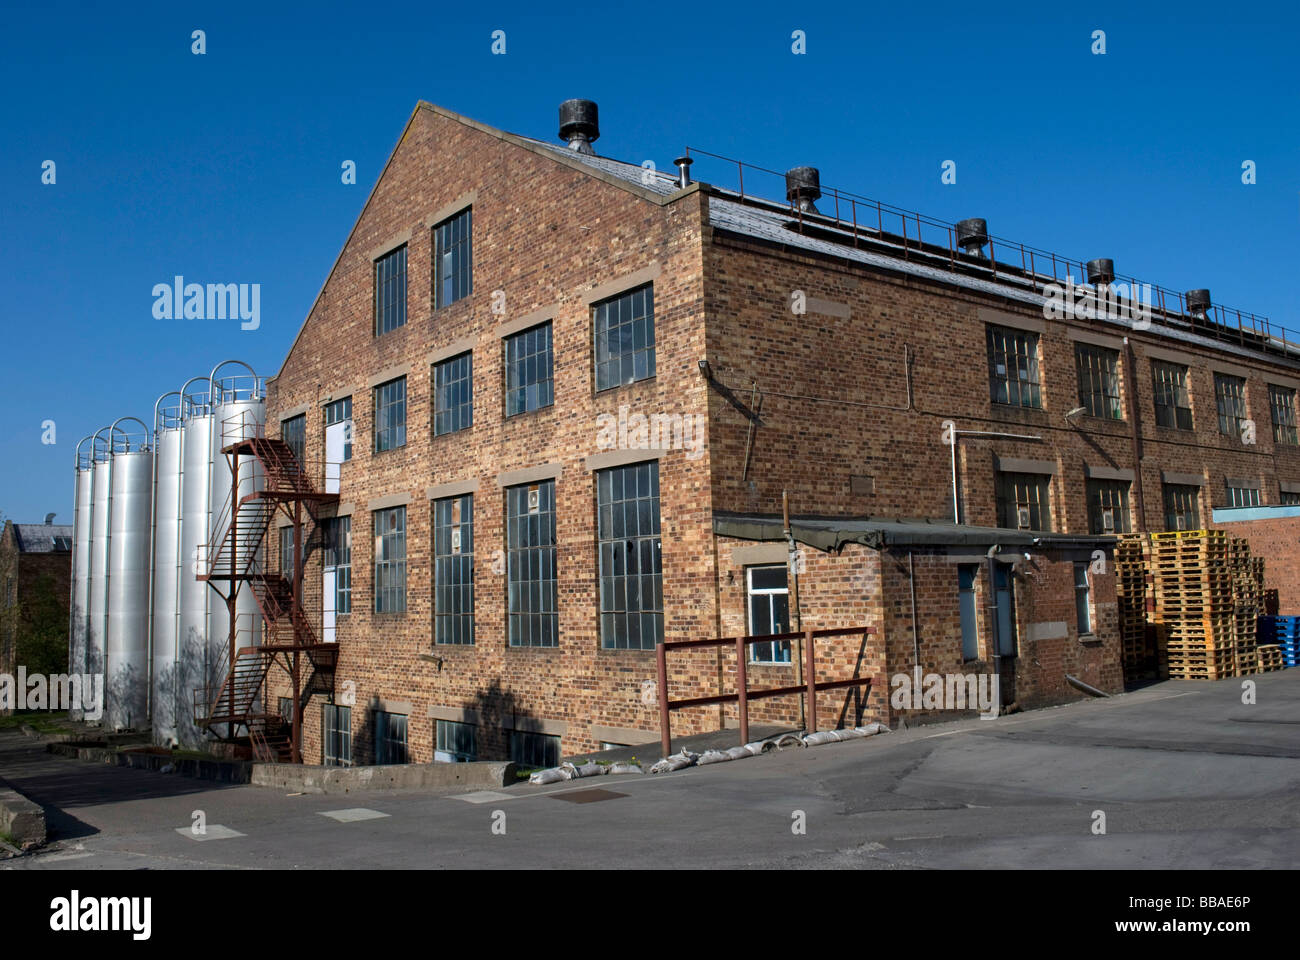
(206, 362), (266, 709)
(68, 437), (96, 720)
(104, 418), (152, 731)
(176, 378), (215, 747)
(149, 393), (183, 745)
(85, 428), (113, 718)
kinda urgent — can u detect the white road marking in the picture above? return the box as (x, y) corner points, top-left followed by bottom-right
(318, 808), (390, 823)
(449, 791), (515, 804)
(39, 852), (95, 862)
(176, 824), (245, 841)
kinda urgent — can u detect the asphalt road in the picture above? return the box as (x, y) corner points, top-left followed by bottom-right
(2, 673), (1298, 870)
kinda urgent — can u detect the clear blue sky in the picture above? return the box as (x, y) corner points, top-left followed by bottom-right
(2, 0), (1297, 524)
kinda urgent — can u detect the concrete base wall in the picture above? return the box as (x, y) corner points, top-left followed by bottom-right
(250, 760), (517, 794)
(0, 787), (45, 846)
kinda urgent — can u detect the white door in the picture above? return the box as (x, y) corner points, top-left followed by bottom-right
(324, 421), (345, 495)
(322, 567), (337, 643)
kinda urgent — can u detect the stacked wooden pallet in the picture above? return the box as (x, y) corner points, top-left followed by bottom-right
(1228, 538), (1262, 676)
(1148, 530), (1236, 680)
(1256, 643), (1286, 673)
(1115, 536), (1153, 677)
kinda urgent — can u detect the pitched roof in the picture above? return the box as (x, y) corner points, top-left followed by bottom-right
(12, 523), (74, 553)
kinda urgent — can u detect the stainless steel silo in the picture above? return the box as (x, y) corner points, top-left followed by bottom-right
(104, 418), (152, 731)
(206, 361), (266, 723)
(176, 377), (215, 747)
(68, 436), (95, 721)
(149, 392), (183, 745)
(85, 428), (113, 721)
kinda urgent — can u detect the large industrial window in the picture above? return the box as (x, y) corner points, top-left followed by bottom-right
(986, 326), (1041, 408)
(1163, 484), (1201, 531)
(747, 565), (791, 664)
(594, 283), (656, 392)
(278, 525), (301, 582)
(373, 506), (407, 614)
(996, 472), (1052, 531)
(374, 244), (407, 335)
(958, 565), (979, 662)
(374, 711), (409, 765)
(433, 494), (474, 645)
(1074, 343), (1122, 420)
(597, 461), (663, 650)
(1214, 373), (1248, 437)
(505, 323), (554, 417)
(1226, 482), (1261, 508)
(1269, 384), (1298, 445)
(1282, 490), (1300, 506)
(433, 352), (473, 436)
(507, 480), (557, 646)
(1151, 361), (1193, 430)
(435, 720), (477, 762)
(1086, 479), (1131, 534)
(1074, 562), (1092, 636)
(373, 377), (407, 453)
(323, 515), (351, 614)
(281, 413), (306, 464)
(510, 730), (560, 769)
(322, 704), (352, 767)
(278, 697), (294, 726)
(324, 396), (353, 462)
(433, 207), (472, 309)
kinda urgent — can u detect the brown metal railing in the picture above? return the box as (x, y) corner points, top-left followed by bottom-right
(654, 625), (878, 756)
(684, 147), (1295, 357)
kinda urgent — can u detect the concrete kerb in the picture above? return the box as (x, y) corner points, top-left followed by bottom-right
(251, 760), (519, 794)
(0, 786), (46, 848)
(47, 742), (253, 783)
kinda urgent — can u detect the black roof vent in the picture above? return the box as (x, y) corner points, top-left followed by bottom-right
(785, 166), (821, 214)
(1185, 288), (1212, 319)
(1086, 258), (1115, 285)
(955, 218), (988, 258)
(559, 99), (599, 155)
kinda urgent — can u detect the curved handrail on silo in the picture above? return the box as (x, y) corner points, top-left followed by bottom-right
(209, 360), (263, 406)
(75, 435), (97, 471)
(180, 375), (211, 421)
(109, 416), (151, 455)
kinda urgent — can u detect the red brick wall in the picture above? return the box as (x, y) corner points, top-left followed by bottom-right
(1210, 513), (1300, 612)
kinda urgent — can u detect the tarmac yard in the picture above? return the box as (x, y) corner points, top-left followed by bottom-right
(1, 673), (1297, 870)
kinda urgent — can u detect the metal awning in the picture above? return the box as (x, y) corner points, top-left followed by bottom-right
(713, 513), (1115, 553)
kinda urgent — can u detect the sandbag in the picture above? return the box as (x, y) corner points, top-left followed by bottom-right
(575, 762), (606, 778)
(607, 761), (643, 775)
(726, 745), (754, 760)
(697, 749), (732, 765)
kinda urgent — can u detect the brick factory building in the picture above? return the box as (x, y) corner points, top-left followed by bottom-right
(257, 100), (1300, 766)
(1, 515), (73, 711)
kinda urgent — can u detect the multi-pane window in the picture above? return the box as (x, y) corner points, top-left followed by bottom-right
(1152, 361), (1193, 430)
(1163, 484), (1201, 531)
(374, 506), (407, 614)
(278, 696), (294, 726)
(433, 494), (474, 645)
(373, 377), (407, 452)
(322, 704), (352, 767)
(1074, 562), (1092, 636)
(506, 480), (558, 647)
(1074, 344), (1122, 420)
(747, 565), (791, 664)
(435, 720), (477, 762)
(1226, 483), (1261, 508)
(433, 352), (473, 436)
(594, 283), (656, 392)
(1269, 384), (1298, 445)
(324, 396), (353, 461)
(597, 462), (663, 650)
(993, 563), (1017, 657)
(323, 515), (351, 614)
(1086, 479), (1132, 534)
(1282, 490), (1300, 506)
(510, 731), (560, 769)
(279, 525), (301, 582)
(1214, 373), (1248, 437)
(958, 565), (979, 661)
(996, 472), (1052, 531)
(986, 326), (1041, 408)
(375, 711), (409, 765)
(374, 244), (407, 335)
(505, 323), (554, 416)
(434, 207), (472, 309)
(281, 414), (306, 464)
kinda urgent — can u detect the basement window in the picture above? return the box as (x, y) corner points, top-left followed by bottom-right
(510, 730), (560, 769)
(322, 704), (352, 767)
(435, 720), (477, 762)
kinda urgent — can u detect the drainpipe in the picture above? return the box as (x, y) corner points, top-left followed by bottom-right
(908, 552), (920, 669)
(986, 543), (1003, 709)
(783, 490), (805, 729)
(1123, 337), (1147, 530)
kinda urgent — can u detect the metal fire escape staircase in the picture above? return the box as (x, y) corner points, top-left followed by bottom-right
(195, 427), (339, 763)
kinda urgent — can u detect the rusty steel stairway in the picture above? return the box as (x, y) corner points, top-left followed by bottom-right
(195, 423), (339, 763)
